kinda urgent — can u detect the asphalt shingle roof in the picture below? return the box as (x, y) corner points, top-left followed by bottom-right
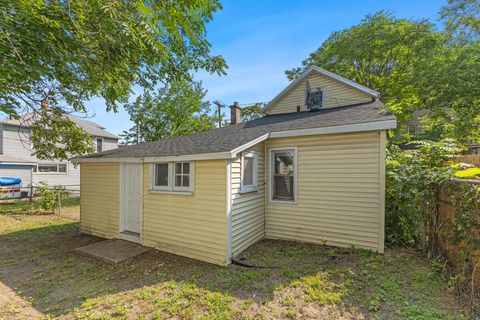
(81, 101), (395, 159)
(1, 114), (118, 139)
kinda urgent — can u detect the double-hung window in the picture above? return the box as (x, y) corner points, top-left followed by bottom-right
(33, 163), (68, 174)
(153, 161), (194, 192)
(241, 151), (258, 193)
(271, 148), (296, 202)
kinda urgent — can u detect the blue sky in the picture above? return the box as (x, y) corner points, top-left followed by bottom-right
(87, 0), (446, 137)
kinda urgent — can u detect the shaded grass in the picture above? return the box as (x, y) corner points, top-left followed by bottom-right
(0, 196), (80, 214)
(0, 213), (473, 320)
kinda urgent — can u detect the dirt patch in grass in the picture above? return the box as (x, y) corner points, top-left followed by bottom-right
(0, 212), (474, 319)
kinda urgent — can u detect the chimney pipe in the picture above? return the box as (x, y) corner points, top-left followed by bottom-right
(41, 99), (48, 111)
(230, 102), (241, 125)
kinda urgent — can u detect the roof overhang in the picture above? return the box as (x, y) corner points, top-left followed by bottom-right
(74, 121), (396, 164)
(269, 120), (396, 138)
(263, 66), (380, 114)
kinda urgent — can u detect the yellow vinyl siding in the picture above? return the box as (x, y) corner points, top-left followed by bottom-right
(142, 160), (228, 265)
(231, 141), (265, 256)
(267, 72), (372, 115)
(80, 163), (120, 238)
(265, 131), (385, 252)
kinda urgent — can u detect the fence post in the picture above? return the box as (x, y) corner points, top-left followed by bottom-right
(29, 184), (33, 204)
(57, 188), (61, 215)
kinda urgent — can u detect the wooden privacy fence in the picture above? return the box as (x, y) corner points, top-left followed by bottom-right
(453, 154), (480, 166)
(431, 180), (480, 292)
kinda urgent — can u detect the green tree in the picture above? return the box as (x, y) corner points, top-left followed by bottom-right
(121, 80), (216, 144)
(241, 103), (264, 122)
(0, 0), (226, 159)
(441, 0), (480, 42)
(413, 0), (480, 142)
(414, 44), (480, 142)
(285, 11), (442, 126)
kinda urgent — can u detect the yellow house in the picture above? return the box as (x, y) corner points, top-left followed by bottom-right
(75, 66), (396, 266)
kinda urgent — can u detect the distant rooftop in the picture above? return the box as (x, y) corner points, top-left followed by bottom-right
(1, 113), (118, 139)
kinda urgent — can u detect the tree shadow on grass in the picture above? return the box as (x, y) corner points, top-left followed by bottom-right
(0, 221), (469, 319)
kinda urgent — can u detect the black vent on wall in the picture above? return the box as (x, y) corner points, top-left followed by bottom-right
(305, 80), (323, 112)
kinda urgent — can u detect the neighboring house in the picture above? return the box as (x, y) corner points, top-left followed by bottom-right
(0, 115), (119, 192)
(76, 66), (397, 266)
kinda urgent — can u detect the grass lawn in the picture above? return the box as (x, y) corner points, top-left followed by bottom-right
(0, 209), (473, 319)
(0, 197), (80, 214)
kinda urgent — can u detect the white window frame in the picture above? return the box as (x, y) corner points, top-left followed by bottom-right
(151, 161), (194, 193)
(152, 162), (172, 191)
(33, 163), (69, 175)
(173, 161), (194, 192)
(240, 151), (258, 193)
(96, 137), (104, 153)
(269, 147), (297, 204)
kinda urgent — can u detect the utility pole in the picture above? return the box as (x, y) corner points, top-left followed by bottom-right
(213, 100), (226, 128)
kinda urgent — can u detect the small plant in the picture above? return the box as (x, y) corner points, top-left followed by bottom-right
(34, 181), (68, 213)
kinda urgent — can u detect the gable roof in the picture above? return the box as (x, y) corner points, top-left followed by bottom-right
(263, 66), (380, 113)
(77, 101), (396, 162)
(1, 114), (119, 139)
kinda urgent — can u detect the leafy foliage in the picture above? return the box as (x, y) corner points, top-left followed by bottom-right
(414, 42), (480, 142)
(285, 11), (441, 125)
(30, 109), (95, 160)
(34, 181), (68, 213)
(441, 0), (480, 42)
(386, 139), (480, 304)
(121, 80), (216, 144)
(385, 140), (463, 245)
(241, 103), (265, 122)
(285, 8), (480, 143)
(0, 0), (226, 158)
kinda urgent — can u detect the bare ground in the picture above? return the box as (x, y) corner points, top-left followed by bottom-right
(0, 209), (474, 319)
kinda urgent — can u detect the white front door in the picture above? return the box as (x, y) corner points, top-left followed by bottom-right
(120, 163), (142, 241)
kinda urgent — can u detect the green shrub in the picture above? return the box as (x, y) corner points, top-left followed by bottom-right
(385, 139), (463, 246)
(34, 181), (68, 213)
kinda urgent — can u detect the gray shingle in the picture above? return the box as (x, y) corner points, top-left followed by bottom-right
(81, 101), (395, 159)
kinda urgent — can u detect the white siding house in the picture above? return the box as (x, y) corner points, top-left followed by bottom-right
(0, 116), (118, 192)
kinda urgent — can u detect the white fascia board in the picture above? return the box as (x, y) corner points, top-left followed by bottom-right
(73, 157), (143, 163)
(0, 162), (35, 166)
(269, 120), (397, 138)
(230, 133), (270, 157)
(263, 66), (380, 113)
(74, 151), (234, 163)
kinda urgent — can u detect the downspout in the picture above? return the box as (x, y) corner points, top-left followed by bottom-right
(226, 158), (233, 265)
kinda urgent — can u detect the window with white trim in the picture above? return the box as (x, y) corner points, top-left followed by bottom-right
(152, 161), (194, 192)
(271, 149), (296, 202)
(33, 163), (68, 174)
(241, 151), (258, 193)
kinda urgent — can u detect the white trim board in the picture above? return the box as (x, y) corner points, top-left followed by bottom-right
(268, 146), (298, 205)
(263, 65), (380, 113)
(268, 120), (396, 139)
(230, 133), (269, 156)
(0, 162), (35, 166)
